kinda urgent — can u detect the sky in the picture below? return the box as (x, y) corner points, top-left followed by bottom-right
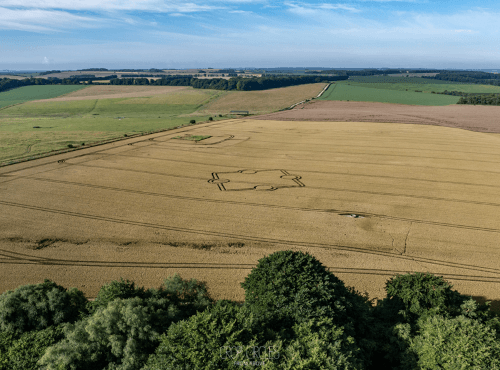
(0, 0), (499, 70)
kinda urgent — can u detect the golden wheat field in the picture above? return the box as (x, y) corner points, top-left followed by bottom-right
(1, 116), (499, 308)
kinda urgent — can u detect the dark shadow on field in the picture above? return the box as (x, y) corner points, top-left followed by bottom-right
(471, 295), (500, 314)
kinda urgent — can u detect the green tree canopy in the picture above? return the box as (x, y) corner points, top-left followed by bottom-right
(39, 274), (213, 370)
(0, 279), (87, 335)
(398, 315), (500, 370)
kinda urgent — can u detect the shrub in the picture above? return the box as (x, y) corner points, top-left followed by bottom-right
(0, 279), (88, 335)
(67, 144), (74, 148)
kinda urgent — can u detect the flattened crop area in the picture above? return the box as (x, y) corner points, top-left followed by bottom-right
(1, 118), (499, 306)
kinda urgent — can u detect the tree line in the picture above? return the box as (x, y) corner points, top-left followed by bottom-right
(434, 89), (500, 105)
(306, 69), (446, 76)
(68, 74), (118, 81)
(0, 77), (87, 94)
(0, 250), (499, 369)
(422, 71), (500, 85)
(457, 93), (500, 105)
(1, 75), (340, 95)
(108, 75), (344, 90)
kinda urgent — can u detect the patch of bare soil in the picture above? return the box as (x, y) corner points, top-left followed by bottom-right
(30, 86), (190, 102)
(252, 100), (500, 134)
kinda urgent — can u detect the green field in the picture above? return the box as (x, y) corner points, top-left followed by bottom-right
(319, 83), (460, 105)
(0, 85), (88, 109)
(346, 76), (462, 84)
(0, 88), (224, 164)
(342, 77), (500, 94)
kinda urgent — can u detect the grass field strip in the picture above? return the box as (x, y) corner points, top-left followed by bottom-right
(320, 83), (460, 105)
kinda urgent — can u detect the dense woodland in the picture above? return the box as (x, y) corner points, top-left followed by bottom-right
(0, 77), (83, 93)
(306, 69), (500, 87)
(306, 69), (445, 76)
(457, 93), (500, 105)
(0, 250), (499, 369)
(0, 75), (335, 94)
(108, 75), (343, 90)
(435, 90), (500, 105)
(422, 71), (500, 85)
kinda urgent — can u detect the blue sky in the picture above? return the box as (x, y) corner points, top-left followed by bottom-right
(1, 0), (499, 70)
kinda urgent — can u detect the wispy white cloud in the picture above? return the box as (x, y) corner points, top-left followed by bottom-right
(0, 7), (101, 32)
(0, 0), (226, 13)
(0, 1), (218, 14)
(285, 1), (360, 14)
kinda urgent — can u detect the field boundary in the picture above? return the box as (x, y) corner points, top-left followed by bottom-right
(316, 83), (331, 98)
(0, 101), (25, 111)
(0, 118), (219, 168)
(283, 83), (331, 111)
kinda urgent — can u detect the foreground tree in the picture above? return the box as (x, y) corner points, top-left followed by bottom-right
(371, 272), (498, 368)
(0, 279), (87, 335)
(396, 314), (500, 369)
(240, 250), (375, 365)
(39, 274), (212, 370)
(0, 324), (65, 370)
(144, 300), (364, 370)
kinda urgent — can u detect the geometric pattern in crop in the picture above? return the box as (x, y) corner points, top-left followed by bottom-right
(209, 169), (304, 191)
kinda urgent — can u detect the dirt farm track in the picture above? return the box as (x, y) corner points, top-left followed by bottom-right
(1, 102), (500, 308)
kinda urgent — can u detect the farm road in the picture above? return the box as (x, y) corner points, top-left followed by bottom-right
(0, 118), (499, 304)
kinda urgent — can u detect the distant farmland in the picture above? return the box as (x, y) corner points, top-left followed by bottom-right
(199, 83), (326, 115)
(0, 85), (88, 109)
(0, 86), (223, 164)
(344, 76), (500, 94)
(319, 83), (460, 105)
